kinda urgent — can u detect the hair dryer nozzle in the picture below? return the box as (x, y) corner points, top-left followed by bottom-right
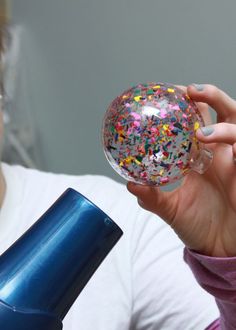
(0, 188), (123, 329)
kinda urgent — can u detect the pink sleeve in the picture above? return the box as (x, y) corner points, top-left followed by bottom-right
(184, 248), (236, 330)
(205, 319), (220, 329)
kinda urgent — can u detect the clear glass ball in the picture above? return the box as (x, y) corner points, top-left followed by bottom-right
(102, 82), (212, 186)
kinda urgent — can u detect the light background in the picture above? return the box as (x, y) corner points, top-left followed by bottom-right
(10, 0), (236, 184)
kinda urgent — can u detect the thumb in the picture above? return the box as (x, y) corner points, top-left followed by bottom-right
(196, 123), (236, 145)
(127, 182), (178, 225)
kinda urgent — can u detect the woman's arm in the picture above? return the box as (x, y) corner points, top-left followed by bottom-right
(185, 248), (236, 329)
(127, 83), (236, 328)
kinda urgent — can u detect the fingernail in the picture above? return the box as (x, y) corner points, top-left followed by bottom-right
(200, 126), (214, 136)
(192, 83), (205, 91)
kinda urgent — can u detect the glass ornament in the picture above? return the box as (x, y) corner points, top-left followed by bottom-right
(102, 82), (212, 186)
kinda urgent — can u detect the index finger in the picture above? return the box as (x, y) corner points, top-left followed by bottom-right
(187, 84), (236, 122)
(176, 84), (212, 125)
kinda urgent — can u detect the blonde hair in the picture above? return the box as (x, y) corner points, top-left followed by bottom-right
(0, 0), (10, 50)
(0, 0), (10, 97)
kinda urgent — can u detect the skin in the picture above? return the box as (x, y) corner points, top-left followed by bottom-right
(127, 84), (236, 258)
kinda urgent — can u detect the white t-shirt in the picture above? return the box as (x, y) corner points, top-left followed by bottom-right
(0, 163), (219, 329)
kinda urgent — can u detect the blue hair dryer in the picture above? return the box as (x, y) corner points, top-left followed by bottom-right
(0, 188), (123, 329)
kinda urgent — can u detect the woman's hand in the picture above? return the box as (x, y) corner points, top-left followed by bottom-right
(127, 84), (236, 257)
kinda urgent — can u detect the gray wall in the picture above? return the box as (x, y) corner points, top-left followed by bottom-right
(10, 0), (236, 183)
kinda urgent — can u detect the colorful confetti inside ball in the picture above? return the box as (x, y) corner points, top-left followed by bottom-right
(102, 82), (206, 186)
